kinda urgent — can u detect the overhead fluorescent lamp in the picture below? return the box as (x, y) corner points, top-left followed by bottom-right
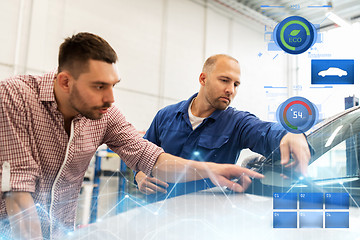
(325, 125), (343, 147)
(325, 12), (351, 27)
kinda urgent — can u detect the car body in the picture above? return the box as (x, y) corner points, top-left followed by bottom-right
(68, 187), (360, 240)
(318, 67), (348, 77)
(68, 106), (360, 239)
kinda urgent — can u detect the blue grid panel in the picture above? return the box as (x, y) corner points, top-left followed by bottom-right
(299, 211), (323, 228)
(325, 212), (349, 228)
(273, 193), (297, 209)
(299, 193), (323, 209)
(325, 193), (349, 209)
(273, 212), (297, 228)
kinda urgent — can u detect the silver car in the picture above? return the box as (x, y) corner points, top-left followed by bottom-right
(68, 106), (360, 240)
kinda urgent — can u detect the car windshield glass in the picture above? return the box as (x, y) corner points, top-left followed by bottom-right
(260, 107), (360, 188)
(307, 107), (360, 180)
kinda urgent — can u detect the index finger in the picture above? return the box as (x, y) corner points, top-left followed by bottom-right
(280, 141), (290, 165)
(291, 147), (310, 176)
(235, 167), (264, 179)
(149, 177), (169, 188)
(221, 175), (252, 192)
(145, 182), (168, 194)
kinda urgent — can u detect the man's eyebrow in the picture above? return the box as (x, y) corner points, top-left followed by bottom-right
(218, 75), (240, 85)
(92, 79), (121, 85)
(219, 76), (239, 82)
(218, 76), (232, 80)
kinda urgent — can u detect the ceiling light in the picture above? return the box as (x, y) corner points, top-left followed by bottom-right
(325, 12), (351, 27)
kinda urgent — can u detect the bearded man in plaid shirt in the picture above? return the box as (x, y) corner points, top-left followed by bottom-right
(0, 32), (268, 240)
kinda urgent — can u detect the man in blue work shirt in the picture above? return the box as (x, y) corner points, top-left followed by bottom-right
(135, 54), (310, 200)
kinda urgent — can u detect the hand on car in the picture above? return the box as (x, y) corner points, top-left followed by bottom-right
(204, 162), (264, 192)
(135, 171), (169, 195)
(279, 133), (311, 176)
(138, 162), (264, 194)
(151, 153), (264, 193)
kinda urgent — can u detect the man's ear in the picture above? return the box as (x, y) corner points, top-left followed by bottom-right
(199, 72), (207, 86)
(56, 71), (72, 93)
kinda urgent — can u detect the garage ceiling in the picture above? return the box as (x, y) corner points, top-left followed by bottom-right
(215, 0), (360, 30)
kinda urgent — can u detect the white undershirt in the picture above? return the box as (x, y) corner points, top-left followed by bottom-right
(188, 98), (206, 130)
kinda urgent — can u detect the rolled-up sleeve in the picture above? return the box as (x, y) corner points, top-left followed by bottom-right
(0, 80), (40, 195)
(103, 107), (164, 176)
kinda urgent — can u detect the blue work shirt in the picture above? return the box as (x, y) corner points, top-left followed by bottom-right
(142, 93), (287, 201)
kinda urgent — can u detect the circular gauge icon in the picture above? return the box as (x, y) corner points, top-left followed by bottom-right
(276, 96), (318, 133)
(273, 16), (317, 55)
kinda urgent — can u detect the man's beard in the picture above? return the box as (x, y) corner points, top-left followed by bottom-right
(208, 96), (230, 111)
(69, 85), (111, 120)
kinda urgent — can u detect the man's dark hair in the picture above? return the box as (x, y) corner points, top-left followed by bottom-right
(58, 32), (118, 78)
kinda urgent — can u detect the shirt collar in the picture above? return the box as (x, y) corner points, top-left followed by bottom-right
(177, 93), (198, 114)
(177, 93), (224, 121)
(38, 70), (84, 122)
(39, 71), (57, 102)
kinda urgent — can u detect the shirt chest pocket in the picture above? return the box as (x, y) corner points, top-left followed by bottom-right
(197, 135), (230, 149)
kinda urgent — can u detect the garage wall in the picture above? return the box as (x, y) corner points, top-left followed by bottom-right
(0, 0), (22, 79)
(0, 0), (286, 130)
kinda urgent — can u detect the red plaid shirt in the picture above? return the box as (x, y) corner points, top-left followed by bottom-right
(0, 72), (163, 239)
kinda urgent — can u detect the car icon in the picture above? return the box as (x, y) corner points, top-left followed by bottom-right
(318, 67), (348, 77)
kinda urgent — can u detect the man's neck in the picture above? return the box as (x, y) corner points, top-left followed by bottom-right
(190, 95), (216, 118)
(53, 82), (76, 135)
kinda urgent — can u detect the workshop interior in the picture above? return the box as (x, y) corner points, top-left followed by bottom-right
(1, 0), (360, 239)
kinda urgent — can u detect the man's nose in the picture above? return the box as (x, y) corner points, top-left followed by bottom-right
(103, 88), (115, 104)
(225, 84), (234, 95)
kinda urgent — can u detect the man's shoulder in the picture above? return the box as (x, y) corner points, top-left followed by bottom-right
(0, 74), (37, 99)
(0, 72), (53, 95)
(223, 106), (254, 119)
(105, 106), (125, 121)
(223, 107), (278, 131)
(156, 100), (187, 116)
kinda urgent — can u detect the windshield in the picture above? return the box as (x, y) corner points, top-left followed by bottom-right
(307, 106), (360, 180)
(259, 106), (360, 188)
